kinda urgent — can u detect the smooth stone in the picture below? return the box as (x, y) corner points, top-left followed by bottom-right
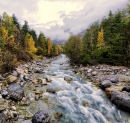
(64, 76), (73, 83)
(1, 90), (9, 98)
(46, 88), (56, 94)
(0, 113), (7, 122)
(7, 75), (18, 84)
(122, 86), (130, 92)
(0, 98), (8, 111)
(32, 110), (50, 123)
(45, 78), (52, 82)
(8, 83), (24, 101)
(105, 86), (123, 98)
(91, 71), (97, 76)
(111, 91), (130, 112)
(100, 80), (112, 90)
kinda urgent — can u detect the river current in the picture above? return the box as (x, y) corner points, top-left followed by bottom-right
(26, 54), (130, 123)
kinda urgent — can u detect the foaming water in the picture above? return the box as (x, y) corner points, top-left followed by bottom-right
(40, 54), (130, 123)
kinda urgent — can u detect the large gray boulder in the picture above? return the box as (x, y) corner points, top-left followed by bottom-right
(32, 110), (50, 123)
(111, 91), (130, 112)
(8, 83), (24, 101)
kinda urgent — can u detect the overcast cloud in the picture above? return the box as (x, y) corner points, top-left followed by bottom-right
(0, 0), (129, 43)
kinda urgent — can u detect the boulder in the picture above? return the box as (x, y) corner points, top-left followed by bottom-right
(105, 86), (123, 98)
(7, 75), (18, 84)
(8, 83), (24, 101)
(122, 86), (130, 92)
(0, 98), (8, 111)
(64, 76), (73, 83)
(100, 75), (119, 83)
(111, 91), (130, 112)
(100, 80), (112, 90)
(32, 110), (50, 123)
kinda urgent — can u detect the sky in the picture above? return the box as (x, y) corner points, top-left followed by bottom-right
(0, 0), (129, 43)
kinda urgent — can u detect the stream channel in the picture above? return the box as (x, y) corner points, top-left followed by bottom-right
(21, 54), (130, 123)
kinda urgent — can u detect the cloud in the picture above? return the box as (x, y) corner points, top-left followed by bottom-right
(0, 0), (129, 43)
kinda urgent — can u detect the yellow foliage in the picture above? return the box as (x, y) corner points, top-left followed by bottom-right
(8, 35), (15, 47)
(47, 38), (52, 55)
(0, 26), (8, 40)
(24, 33), (37, 54)
(97, 28), (105, 48)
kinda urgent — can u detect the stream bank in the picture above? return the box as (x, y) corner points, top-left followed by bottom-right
(0, 54), (129, 123)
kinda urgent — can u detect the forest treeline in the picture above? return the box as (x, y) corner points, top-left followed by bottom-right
(64, 3), (130, 66)
(0, 12), (62, 72)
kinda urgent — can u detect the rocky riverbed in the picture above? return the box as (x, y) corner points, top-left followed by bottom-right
(0, 55), (130, 123)
(0, 56), (60, 123)
(76, 64), (130, 112)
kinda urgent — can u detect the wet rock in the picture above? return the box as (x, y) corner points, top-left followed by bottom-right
(34, 69), (43, 74)
(82, 101), (89, 107)
(28, 93), (35, 102)
(45, 78), (52, 82)
(105, 86), (123, 98)
(100, 80), (112, 90)
(111, 91), (130, 112)
(87, 69), (92, 73)
(24, 111), (33, 119)
(54, 112), (62, 119)
(32, 110), (50, 123)
(46, 88), (56, 94)
(64, 76), (73, 83)
(7, 75), (18, 84)
(0, 113), (7, 123)
(0, 98), (8, 111)
(122, 86), (130, 92)
(91, 71), (97, 76)
(12, 70), (18, 77)
(100, 75), (119, 83)
(8, 83), (24, 101)
(1, 90), (9, 98)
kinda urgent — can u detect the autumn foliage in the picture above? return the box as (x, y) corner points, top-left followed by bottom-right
(0, 12), (62, 72)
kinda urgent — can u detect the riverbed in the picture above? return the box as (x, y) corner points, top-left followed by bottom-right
(18, 54), (130, 123)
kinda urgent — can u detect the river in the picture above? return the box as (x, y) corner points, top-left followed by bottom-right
(22, 54), (130, 123)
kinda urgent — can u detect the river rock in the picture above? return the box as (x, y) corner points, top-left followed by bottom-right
(32, 110), (50, 123)
(0, 113), (7, 123)
(105, 86), (123, 98)
(0, 98), (8, 111)
(54, 112), (62, 119)
(100, 80), (112, 90)
(34, 69), (43, 74)
(46, 88), (56, 94)
(8, 83), (24, 101)
(45, 78), (52, 82)
(64, 76), (73, 83)
(111, 91), (130, 112)
(122, 86), (130, 92)
(91, 71), (97, 76)
(1, 90), (9, 98)
(7, 75), (18, 84)
(100, 75), (119, 83)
